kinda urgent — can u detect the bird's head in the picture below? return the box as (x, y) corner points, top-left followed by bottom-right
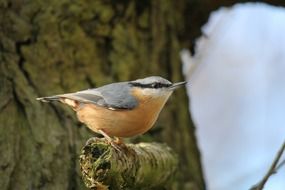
(129, 76), (186, 98)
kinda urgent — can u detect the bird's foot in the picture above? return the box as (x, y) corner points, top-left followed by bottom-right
(85, 136), (124, 152)
(114, 137), (124, 145)
(97, 130), (126, 152)
(109, 140), (122, 152)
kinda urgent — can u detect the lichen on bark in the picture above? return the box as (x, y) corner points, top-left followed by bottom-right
(80, 138), (178, 190)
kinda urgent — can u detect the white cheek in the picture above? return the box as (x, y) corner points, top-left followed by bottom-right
(141, 88), (172, 98)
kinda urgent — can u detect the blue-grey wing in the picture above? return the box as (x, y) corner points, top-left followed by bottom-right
(67, 82), (138, 110)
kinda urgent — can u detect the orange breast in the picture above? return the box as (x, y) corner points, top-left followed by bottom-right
(76, 89), (169, 137)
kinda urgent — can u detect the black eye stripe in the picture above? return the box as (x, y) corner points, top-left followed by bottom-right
(130, 82), (171, 88)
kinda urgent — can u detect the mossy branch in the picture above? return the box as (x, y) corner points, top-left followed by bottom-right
(80, 138), (178, 190)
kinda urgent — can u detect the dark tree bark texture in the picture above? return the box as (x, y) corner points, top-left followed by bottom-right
(0, 0), (208, 189)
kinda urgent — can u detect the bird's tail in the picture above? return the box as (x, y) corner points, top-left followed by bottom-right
(36, 95), (61, 102)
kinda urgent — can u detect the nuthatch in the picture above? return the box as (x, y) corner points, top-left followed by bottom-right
(37, 76), (186, 147)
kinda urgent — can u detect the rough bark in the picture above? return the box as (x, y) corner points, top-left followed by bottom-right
(80, 138), (178, 190)
(0, 0), (205, 189)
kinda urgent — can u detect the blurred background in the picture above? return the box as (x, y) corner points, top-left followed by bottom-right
(182, 2), (285, 190)
(0, 0), (285, 190)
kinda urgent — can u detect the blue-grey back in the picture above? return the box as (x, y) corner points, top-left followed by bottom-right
(76, 82), (138, 110)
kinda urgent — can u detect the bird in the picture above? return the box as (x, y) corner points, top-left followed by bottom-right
(37, 76), (186, 148)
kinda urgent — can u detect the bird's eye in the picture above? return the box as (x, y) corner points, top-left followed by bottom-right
(151, 82), (160, 88)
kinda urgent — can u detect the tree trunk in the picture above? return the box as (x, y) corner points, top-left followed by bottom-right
(0, 0), (204, 189)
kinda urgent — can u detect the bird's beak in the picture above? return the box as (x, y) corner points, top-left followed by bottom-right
(168, 81), (187, 90)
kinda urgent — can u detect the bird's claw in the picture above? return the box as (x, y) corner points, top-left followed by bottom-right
(86, 137), (124, 152)
(109, 140), (122, 152)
